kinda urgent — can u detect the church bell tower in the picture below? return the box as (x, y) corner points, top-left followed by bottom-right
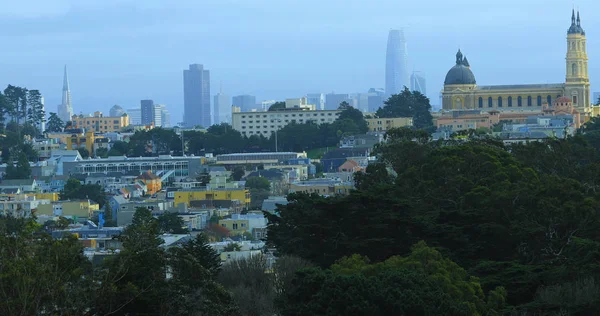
(565, 9), (591, 113)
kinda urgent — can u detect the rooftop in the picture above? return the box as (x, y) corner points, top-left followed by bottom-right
(477, 84), (565, 91)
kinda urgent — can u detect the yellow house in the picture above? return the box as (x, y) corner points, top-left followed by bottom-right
(174, 189), (251, 208)
(66, 131), (100, 154)
(72, 112), (130, 133)
(137, 171), (162, 195)
(0, 193), (58, 202)
(366, 117), (413, 132)
(218, 218), (250, 236)
(37, 200), (100, 219)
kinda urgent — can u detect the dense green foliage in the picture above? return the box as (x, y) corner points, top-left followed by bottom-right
(60, 177), (107, 208)
(268, 101), (286, 111)
(246, 176), (272, 208)
(266, 126), (600, 314)
(376, 88), (433, 131)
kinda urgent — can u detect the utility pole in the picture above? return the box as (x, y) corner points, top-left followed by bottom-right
(271, 119), (282, 152)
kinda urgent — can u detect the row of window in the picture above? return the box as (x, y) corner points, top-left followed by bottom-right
(241, 118), (334, 127)
(477, 95), (566, 108)
(78, 120), (121, 125)
(241, 113), (336, 119)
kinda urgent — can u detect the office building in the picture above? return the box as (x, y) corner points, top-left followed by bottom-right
(232, 95), (257, 112)
(72, 111), (130, 133)
(411, 71), (427, 95)
(183, 64), (211, 128)
(367, 88), (386, 112)
(214, 92), (231, 124)
(140, 100), (155, 125)
(261, 100), (277, 111)
(57, 65), (74, 122)
(110, 105), (124, 117)
(307, 93), (325, 110)
(127, 108), (141, 125)
(385, 29), (409, 96)
(159, 104), (171, 128)
(325, 93), (350, 110)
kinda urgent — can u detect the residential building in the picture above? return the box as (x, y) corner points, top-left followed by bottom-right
(71, 111), (129, 133)
(411, 71), (427, 95)
(338, 160), (363, 173)
(325, 93), (350, 110)
(62, 155), (205, 180)
(57, 65), (74, 122)
(173, 188), (251, 209)
(110, 105), (125, 117)
(136, 171), (162, 195)
(232, 95), (257, 112)
(0, 195), (50, 218)
(216, 152), (306, 165)
(184, 64), (211, 128)
(113, 200), (173, 226)
(340, 133), (384, 149)
(126, 108), (141, 125)
(261, 196), (288, 213)
(289, 178), (354, 196)
(0, 179), (39, 193)
(218, 213), (267, 236)
(231, 109), (340, 137)
(385, 29), (409, 96)
(32, 139), (61, 160)
(179, 212), (209, 230)
(66, 131), (102, 154)
(37, 200), (100, 219)
(306, 93), (325, 110)
(366, 117), (413, 131)
(321, 148), (370, 172)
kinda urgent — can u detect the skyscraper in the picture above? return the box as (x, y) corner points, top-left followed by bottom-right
(157, 104), (171, 128)
(325, 93), (350, 110)
(214, 92), (231, 124)
(232, 95), (257, 112)
(183, 64), (211, 128)
(110, 104), (124, 117)
(127, 108), (142, 125)
(307, 93), (325, 110)
(141, 99), (155, 125)
(410, 71), (427, 95)
(385, 29), (409, 96)
(57, 65), (74, 122)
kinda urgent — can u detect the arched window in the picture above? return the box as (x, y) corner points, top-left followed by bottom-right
(573, 96), (578, 104)
(508, 96), (513, 107)
(497, 96), (503, 107)
(527, 96), (532, 106)
(572, 63), (578, 76)
(537, 96), (542, 106)
(488, 97), (493, 107)
(478, 97), (483, 108)
(547, 95), (552, 105)
(517, 96), (522, 107)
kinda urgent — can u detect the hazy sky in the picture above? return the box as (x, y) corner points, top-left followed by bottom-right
(0, 0), (598, 121)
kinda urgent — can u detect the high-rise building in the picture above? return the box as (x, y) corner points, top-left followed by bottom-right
(307, 93), (325, 110)
(385, 29), (409, 97)
(158, 104), (170, 128)
(141, 99), (155, 125)
(232, 95), (257, 112)
(325, 93), (350, 110)
(410, 71), (427, 95)
(214, 93), (231, 125)
(57, 65), (74, 122)
(127, 108), (141, 125)
(183, 64), (211, 128)
(110, 105), (124, 117)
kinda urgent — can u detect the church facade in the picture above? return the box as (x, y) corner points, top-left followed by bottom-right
(442, 10), (591, 115)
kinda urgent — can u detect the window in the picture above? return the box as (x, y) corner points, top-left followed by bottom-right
(518, 96), (522, 107)
(497, 97), (503, 107)
(573, 95), (578, 104)
(572, 63), (578, 76)
(547, 95), (552, 105)
(488, 97), (493, 107)
(527, 96), (532, 106)
(478, 97), (483, 108)
(508, 96), (512, 107)
(233, 223), (238, 230)
(537, 96), (542, 106)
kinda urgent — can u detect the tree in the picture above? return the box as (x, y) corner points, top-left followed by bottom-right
(268, 101), (286, 111)
(77, 147), (90, 159)
(107, 140), (128, 156)
(196, 171), (211, 186)
(223, 243), (242, 252)
(95, 147), (109, 158)
(157, 212), (187, 234)
(338, 106), (369, 134)
(45, 112), (64, 133)
(170, 233), (222, 277)
(231, 166), (245, 181)
(60, 178), (107, 208)
(377, 87), (434, 131)
(4, 152), (31, 179)
(26, 89), (45, 131)
(245, 176), (271, 191)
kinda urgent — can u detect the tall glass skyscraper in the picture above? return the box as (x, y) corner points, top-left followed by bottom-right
(183, 64), (211, 128)
(410, 71), (426, 95)
(385, 29), (409, 97)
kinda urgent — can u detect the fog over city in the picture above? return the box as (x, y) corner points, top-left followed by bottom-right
(0, 0), (598, 119)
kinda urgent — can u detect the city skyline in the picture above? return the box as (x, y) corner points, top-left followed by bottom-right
(0, 1), (598, 121)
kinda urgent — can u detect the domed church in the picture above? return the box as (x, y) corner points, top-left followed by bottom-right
(441, 10), (591, 115)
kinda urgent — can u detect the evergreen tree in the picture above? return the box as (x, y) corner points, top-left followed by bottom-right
(45, 112), (64, 132)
